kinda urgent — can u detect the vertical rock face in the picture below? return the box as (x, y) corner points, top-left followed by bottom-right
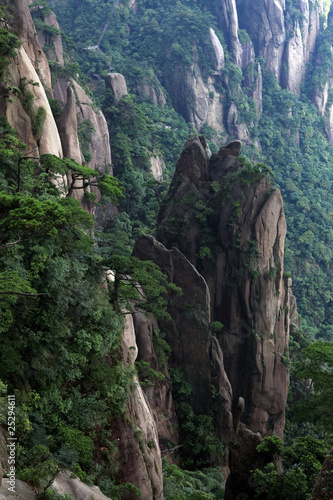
(0, 0), (63, 158)
(311, 6), (333, 145)
(57, 85), (82, 163)
(310, 447), (333, 500)
(159, 0), (324, 145)
(236, 0), (321, 94)
(5, 47), (63, 159)
(227, 102), (251, 144)
(217, 0), (243, 67)
(114, 315), (163, 500)
(156, 138), (291, 438)
(150, 155), (165, 181)
(53, 77), (112, 175)
(209, 27), (225, 73)
(5, 0), (52, 91)
(37, 12), (65, 66)
(132, 311), (179, 454)
(282, 0), (321, 95)
(105, 73), (128, 102)
(137, 74), (166, 107)
(224, 423), (264, 500)
(236, 0), (286, 82)
(164, 61), (226, 133)
(132, 235), (234, 453)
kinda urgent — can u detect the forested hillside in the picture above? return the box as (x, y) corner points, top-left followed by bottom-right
(1, 0), (333, 499)
(49, 0), (333, 341)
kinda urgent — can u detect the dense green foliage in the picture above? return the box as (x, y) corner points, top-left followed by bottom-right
(252, 436), (330, 500)
(0, 5), (21, 80)
(0, 113), (175, 497)
(293, 342), (333, 433)
(0, 118), (129, 491)
(256, 74), (333, 339)
(47, 0), (333, 487)
(3, 0), (333, 494)
(163, 461), (225, 500)
(50, 0), (333, 341)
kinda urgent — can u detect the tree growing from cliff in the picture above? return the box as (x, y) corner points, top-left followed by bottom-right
(105, 254), (181, 319)
(39, 154), (125, 204)
(0, 6), (21, 80)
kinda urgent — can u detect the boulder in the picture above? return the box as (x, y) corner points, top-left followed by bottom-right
(105, 73), (128, 102)
(0, 480), (37, 499)
(52, 470), (112, 500)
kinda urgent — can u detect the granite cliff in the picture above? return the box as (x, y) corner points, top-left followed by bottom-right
(161, 0), (326, 144)
(0, 0), (311, 498)
(154, 137), (291, 438)
(131, 137), (296, 497)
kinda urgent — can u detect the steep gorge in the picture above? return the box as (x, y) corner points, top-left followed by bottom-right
(0, 0), (331, 499)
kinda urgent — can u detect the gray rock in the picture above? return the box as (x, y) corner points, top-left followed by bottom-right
(105, 73), (128, 102)
(52, 470), (112, 500)
(0, 480), (37, 500)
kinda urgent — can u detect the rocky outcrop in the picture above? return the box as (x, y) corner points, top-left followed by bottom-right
(0, 479), (37, 499)
(251, 62), (263, 117)
(0, 470), (112, 500)
(282, 0), (321, 95)
(164, 61), (226, 133)
(105, 73), (128, 102)
(150, 155), (165, 181)
(156, 138), (291, 438)
(113, 315), (163, 500)
(137, 75), (166, 107)
(314, 76), (333, 132)
(132, 311), (179, 456)
(1, 0), (63, 160)
(310, 447), (333, 500)
(227, 102), (251, 144)
(29, 2), (113, 178)
(217, 0), (242, 67)
(52, 471), (112, 500)
(57, 85), (82, 162)
(224, 423), (263, 500)
(37, 11), (65, 66)
(4, 0), (52, 91)
(133, 234), (233, 463)
(236, 0), (321, 94)
(311, 7), (333, 145)
(209, 27), (225, 74)
(240, 41), (255, 73)
(53, 77), (112, 174)
(236, 0), (286, 82)
(6, 47), (63, 159)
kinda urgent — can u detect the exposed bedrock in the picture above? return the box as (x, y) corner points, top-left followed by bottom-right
(132, 234), (234, 457)
(156, 137), (291, 438)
